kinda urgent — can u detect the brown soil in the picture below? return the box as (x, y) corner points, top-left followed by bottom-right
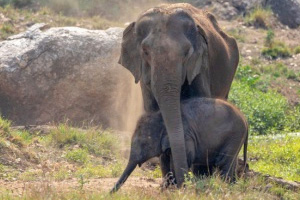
(0, 177), (161, 196)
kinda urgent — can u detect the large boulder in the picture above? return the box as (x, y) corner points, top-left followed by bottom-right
(185, 0), (266, 20)
(267, 0), (300, 28)
(0, 24), (143, 131)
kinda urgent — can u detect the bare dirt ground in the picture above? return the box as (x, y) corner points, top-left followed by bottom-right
(0, 177), (161, 197)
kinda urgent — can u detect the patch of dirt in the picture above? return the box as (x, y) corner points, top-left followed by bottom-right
(0, 177), (161, 196)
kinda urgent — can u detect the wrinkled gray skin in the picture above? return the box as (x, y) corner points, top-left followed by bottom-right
(118, 3), (239, 186)
(110, 98), (248, 193)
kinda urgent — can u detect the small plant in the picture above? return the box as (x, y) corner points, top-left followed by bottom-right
(78, 174), (89, 190)
(264, 29), (275, 47)
(245, 7), (273, 29)
(66, 148), (88, 164)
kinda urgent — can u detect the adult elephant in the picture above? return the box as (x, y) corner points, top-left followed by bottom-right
(118, 3), (239, 187)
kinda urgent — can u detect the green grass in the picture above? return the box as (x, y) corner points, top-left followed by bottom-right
(249, 135), (300, 181)
(47, 123), (119, 157)
(75, 161), (124, 179)
(1, 173), (299, 200)
(0, 5), (119, 40)
(229, 64), (300, 135)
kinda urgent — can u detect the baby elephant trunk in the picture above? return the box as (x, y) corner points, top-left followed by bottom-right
(110, 161), (137, 193)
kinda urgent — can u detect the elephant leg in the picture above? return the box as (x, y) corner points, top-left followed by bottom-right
(160, 150), (176, 188)
(160, 152), (171, 178)
(140, 80), (159, 112)
(217, 155), (237, 182)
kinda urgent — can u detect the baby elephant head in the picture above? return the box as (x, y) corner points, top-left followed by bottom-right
(110, 113), (169, 193)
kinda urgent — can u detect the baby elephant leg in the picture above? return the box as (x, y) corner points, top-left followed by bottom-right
(217, 154), (238, 182)
(160, 150), (176, 188)
(192, 164), (212, 177)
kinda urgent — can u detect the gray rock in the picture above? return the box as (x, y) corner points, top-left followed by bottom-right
(267, 0), (300, 28)
(0, 24), (143, 130)
(188, 0), (266, 20)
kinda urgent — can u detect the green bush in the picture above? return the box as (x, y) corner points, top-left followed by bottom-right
(229, 80), (288, 135)
(285, 105), (300, 132)
(230, 64), (300, 135)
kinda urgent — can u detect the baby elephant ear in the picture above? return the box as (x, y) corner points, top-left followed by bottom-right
(118, 22), (142, 83)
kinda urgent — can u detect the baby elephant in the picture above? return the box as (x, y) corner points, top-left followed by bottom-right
(110, 98), (248, 193)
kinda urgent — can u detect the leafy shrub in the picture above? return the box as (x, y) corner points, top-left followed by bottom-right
(264, 29), (274, 47)
(229, 81), (288, 135)
(285, 105), (300, 132)
(245, 7), (272, 29)
(230, 64), (300, 134)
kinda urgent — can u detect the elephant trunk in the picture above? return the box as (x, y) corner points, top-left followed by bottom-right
(153, 79), (188, 187)
(158, 98), (188, 187)
(110, 161), (137, 193)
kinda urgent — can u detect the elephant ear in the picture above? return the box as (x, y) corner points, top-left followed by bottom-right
(118, 22), (142, 83)
(184, 25), (209, 85)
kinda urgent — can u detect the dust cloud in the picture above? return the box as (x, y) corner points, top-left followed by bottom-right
(109, 73), (144, 133)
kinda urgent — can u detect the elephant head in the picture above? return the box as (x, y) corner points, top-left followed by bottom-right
(110, 113), (169, 193)
(118, 3), (239, 187)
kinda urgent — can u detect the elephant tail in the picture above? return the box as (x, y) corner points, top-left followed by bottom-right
(243, 126), (249, 172)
